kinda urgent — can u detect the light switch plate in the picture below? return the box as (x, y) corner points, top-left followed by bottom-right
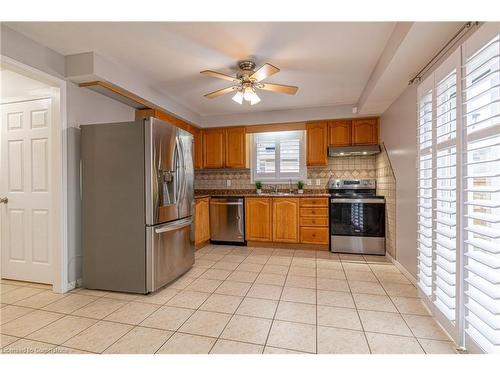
(226, 179), (231, 187)
(307, 179), (312, 185)
(316, 179), (321, 186)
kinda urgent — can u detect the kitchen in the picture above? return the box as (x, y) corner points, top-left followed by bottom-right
(0, 11), (499, 366)
(192, 117), (390, 256)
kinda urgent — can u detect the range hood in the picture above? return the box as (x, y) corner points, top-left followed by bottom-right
(328, 145), (380, 157)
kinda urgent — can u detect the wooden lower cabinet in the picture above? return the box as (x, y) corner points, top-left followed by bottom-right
(299, 197), (329, 245)
(245, 196), (328, 246)
(272, 198), (299, 243)
(300, 227), (329, 244)
(245, 197), (272, 241)
(195, 197), (210, 248)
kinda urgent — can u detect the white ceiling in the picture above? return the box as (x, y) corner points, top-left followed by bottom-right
(5, 22), (397, 116)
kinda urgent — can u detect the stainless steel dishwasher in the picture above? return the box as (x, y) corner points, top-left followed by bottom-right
(209, 197), (246, 245)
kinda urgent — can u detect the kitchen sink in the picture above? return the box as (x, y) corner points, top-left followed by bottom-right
(267, 192), (295, 196)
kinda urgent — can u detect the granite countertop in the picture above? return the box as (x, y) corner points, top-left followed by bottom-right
(195, 189), (330, 199)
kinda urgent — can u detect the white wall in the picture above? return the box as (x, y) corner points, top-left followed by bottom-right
(66, 81), (135, 128)
(379, 85), (418, 277)
(65, 82), (135, 284)
(0, 69), (53, 98)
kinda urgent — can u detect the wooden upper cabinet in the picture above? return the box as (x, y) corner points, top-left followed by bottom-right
(272, 198), (299, 243)
(193, 129), (204, 169)
(203, 128), (225, 168)
(352, 118), (378, 145)
(245, 198), (272, 242)
(306, 121), (328, 166)
(328, 120), (352, 146)
(225, 127), (246, 168)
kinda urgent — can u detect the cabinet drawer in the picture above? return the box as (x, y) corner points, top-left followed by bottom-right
(300, 217), (328, 227)
(300, 227), (329, 244)
(300, 197), (328, 207)
(300, 207), (328, 217)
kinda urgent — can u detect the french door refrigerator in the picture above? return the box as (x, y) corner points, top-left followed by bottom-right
(81, 117), (194, 294)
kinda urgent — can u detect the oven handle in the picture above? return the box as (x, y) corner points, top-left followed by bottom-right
(330, 198), (385, 204)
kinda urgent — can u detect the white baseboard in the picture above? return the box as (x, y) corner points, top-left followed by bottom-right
(61, 279), (80, 293)
(385, 253), (418, 287)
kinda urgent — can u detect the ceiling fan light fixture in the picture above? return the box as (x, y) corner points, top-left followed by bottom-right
(201, 61), (298, 105)
(250, 92), (261, 105)
(243, 86), (254, 102)
(232, 91), (243, 104)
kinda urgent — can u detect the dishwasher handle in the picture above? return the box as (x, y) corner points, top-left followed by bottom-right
(210, 201), (244, 206)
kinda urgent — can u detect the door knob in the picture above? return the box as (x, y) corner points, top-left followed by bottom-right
(0, 197), (8, 204)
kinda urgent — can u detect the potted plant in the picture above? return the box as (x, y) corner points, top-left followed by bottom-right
(255, 181), (263, 195)
(297, 180), (304, 194)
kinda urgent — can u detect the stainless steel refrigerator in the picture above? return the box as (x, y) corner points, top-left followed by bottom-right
(81, 117), (194, 294)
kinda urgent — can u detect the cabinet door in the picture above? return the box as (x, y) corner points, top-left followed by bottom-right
(328, 120), (352, 146)
(352, 118), (378, 145)
(245, 198), (272, 241)
(306, 121), (328, 166)
(200, 198), (210, 242)
(203, 128), (225, 168)
(225, 127), (246, 168)
(193, 130), (204, 169)
(194, 199), (204, 246)
(272, 198), (299, 243)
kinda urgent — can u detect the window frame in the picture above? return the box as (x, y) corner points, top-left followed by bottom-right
(250, 130), (307, 184)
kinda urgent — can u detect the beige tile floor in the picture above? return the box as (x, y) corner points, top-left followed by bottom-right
(0, 245), (458, 354)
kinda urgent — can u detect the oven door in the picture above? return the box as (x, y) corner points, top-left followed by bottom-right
(330, 198), (385, 237)
(329, 198), (386, 254)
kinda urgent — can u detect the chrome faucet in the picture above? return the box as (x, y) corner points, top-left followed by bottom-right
(289, 179), (293, 194)
(273, 185), (279, 193)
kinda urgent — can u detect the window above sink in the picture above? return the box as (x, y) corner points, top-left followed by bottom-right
(250, 130), (307, 183)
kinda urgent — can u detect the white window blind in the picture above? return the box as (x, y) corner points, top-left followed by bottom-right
(415, 23), (500, 354)
(463, 32), (500, 354)
(434, 69), (459, 323)
(417, 89), (433, 296)
(252, 131), (306, 182)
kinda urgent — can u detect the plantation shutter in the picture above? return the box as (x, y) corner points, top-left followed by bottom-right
(417, 82), (434, 297)
(462, 28), (500, 353)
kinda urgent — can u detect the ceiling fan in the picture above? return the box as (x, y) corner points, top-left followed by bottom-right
(200, 60), (299, 105)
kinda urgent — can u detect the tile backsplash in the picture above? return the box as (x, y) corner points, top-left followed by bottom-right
(194, 148), (397, 258)
(376, 144), (396, 258)
(194, 155), (377, 190)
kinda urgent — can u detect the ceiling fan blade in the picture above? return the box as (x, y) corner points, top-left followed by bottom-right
(258, 82), (298, 95)
(200, 70), (238, 82)
(250, 63), (280, 82)
(204, 86), (237, 99)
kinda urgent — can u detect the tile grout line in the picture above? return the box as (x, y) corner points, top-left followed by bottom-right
(208, 245), (284, 354)
(370, 263), (428, 353)
(159, 245), (266, 354)
(341, 258), (372, 354)
(262, 247), (293, 353)
(2, 246), (451, 354)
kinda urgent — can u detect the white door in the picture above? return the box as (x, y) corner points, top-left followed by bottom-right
(1, 98), (53, 284)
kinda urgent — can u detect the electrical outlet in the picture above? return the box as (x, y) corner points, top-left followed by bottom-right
(316, 179), (321, 186)
(226, 179), (231, 187)
(307, 179), (312, 185)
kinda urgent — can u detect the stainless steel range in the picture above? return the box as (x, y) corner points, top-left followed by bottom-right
(329, 179), (386, 255)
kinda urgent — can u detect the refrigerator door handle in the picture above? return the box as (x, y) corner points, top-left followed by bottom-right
(154, 218), (193, 234)
(174, 137), (182, 205)
(176, 136), (186, 210)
